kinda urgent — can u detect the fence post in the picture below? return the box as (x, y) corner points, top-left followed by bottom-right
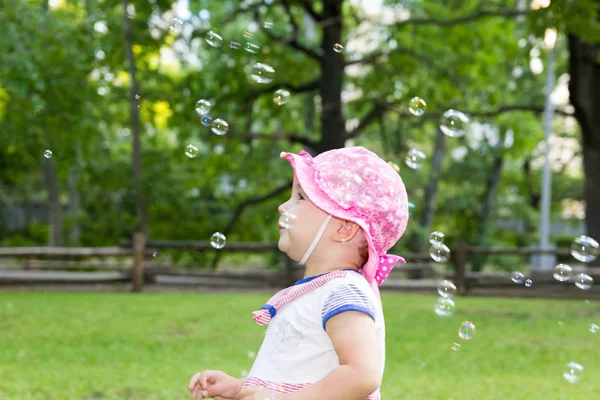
(132, 232), (145, 292)
(453, 241), (469, 296)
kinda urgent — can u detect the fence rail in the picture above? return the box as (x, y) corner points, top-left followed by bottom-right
(0, 235), (598, 298)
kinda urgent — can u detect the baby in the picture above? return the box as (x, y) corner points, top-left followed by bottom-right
(189, 147), (409, 400)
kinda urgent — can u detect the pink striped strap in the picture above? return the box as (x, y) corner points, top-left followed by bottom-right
(252, 270), (348, 326)
(242, 376), (381, 400)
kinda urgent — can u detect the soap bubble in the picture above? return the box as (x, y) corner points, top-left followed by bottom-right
(43, 150), (53, 159)
(429, 231), (445, 245)
(437, 280), (457, 298)
(195, 99), (212, 116)
(440, 109), (470, 138)
(273, 89), (291, 105)
(205, 31), (223, 47)
(211, 118), (229, 135)
(278, 211), (297, 230)
(451, 343), (461, 351)
(405, 149), (426, 169)
(333, 43), (344, 53)
(525, 279), (533, 287)
(511, 271), (525, 284)
(247, 351), (256, 359)
(201, 115), (213, 127)
(169, 18), (183, 33)
(570, 235), (599, 263)
(185, 144), (199, 158)
(152, 252), (158, 257)
(553, 263), (572, 282)
(244, 42), (260, 54)
(210, 232), (226, 249)
(574, 273), (593, 290)
(590, 323), (599, 333)
(563, 362), (583, 384)
(229, 41), (241, 50)
(250, 63), (275, 84)
(430, 243), (450, 263)
(458, 321), (475, 340)
(434, 297), (455, 317)
(408, 97), (427, 116)
(408, 202), (416, 216)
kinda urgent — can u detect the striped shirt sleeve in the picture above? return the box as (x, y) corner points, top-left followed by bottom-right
(321, 283), (376, 330)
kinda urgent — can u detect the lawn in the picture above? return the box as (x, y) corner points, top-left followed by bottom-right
(0, 291), (598, 400)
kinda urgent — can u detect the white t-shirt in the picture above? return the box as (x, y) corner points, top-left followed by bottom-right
(243, 270), (385, 399)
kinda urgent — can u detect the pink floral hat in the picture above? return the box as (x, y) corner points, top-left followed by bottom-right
(281, 146), (409, 298)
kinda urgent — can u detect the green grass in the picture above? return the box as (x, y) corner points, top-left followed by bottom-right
(0, 291), (598, 399)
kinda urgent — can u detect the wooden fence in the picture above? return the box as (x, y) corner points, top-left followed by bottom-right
(0, 234), (598, 298)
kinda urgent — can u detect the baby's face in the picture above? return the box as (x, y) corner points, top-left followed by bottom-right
(277, 180), (330, 261)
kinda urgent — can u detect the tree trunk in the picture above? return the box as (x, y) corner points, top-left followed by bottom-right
(413, 128), (446, 251)
(471, 151), (504, 272)
(67, 167), (81, 245)
(568, 33), (600, 266)
(318, 0), (345, 152)
(121, 0), (148, 236)
(42, 158), (63, 246)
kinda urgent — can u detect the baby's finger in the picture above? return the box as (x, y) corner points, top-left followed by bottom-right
(188, 372), (203, 391)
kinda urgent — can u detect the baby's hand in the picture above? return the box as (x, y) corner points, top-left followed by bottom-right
(188, 370), (242, 400)
(235, 386), (286, 400)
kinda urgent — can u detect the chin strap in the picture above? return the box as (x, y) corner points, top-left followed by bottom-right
(299, 215), (332, 265)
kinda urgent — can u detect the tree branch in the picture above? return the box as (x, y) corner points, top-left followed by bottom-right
(396, 8), (530, 28)
(222, 181), (292, 238)
(254, 9), (323, 61)
(245, 77), (320, 102)
(238, 132), (319, 151)
(294, 0), (323, 22)
(347, 103), (574, 140)
(210, 180), (292, 269)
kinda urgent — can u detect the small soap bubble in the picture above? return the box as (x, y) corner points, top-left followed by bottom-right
(243, 30), (253, 39)
(408, 201), (416, 216)
(240, 369), (248, 377)
(558, 321), (565, 326)
(185, 144), (199, 158)
(201, 115), (213, 127)
(563, 362), (583, 384)
(247, 351), (256, 359)
(263, 21), (274, 29)
(250, 63), (275, 84)
(205, 31), (223, 47)
(405, 149), (426, 169)
(451, 343), (461, 351)
(244, 42), (260, 54)
(195, 99), (212, 116)
(574, 273), (593, 290)
(169, 18), (183, 33)
(333, 43), (344, 53)
(437, 280), (457, 298)
(440, 109), (470, 138)
(429, 231), (445, 245)
(525, 279), (533, 287)
(434, 297), (455, 317)
(278, 211), (297, 230)
(590, 323), (599, 333)
(210, 232), (226, 249)
(430, 243), (450, 263)
(273, 89), (291, 105)
(511, 271), (525, 284)
(458, 321), (475, 340)
(229, 41), (241, 50)
(387, 161), (400, 172)
(126, 4), (136, 18)
(553, 263), (572, 282)
(152, 252), (158, 257)
(211, 118), (229, 135)
(571, 235), (599, 263)
(408, 97), (427, 116)
(43, 150), (53, 159)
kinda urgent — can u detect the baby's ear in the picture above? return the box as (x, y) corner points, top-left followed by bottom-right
(333, 219), (361, 243)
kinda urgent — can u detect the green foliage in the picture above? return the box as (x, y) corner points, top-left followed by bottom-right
(0, 0), (590, 266)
